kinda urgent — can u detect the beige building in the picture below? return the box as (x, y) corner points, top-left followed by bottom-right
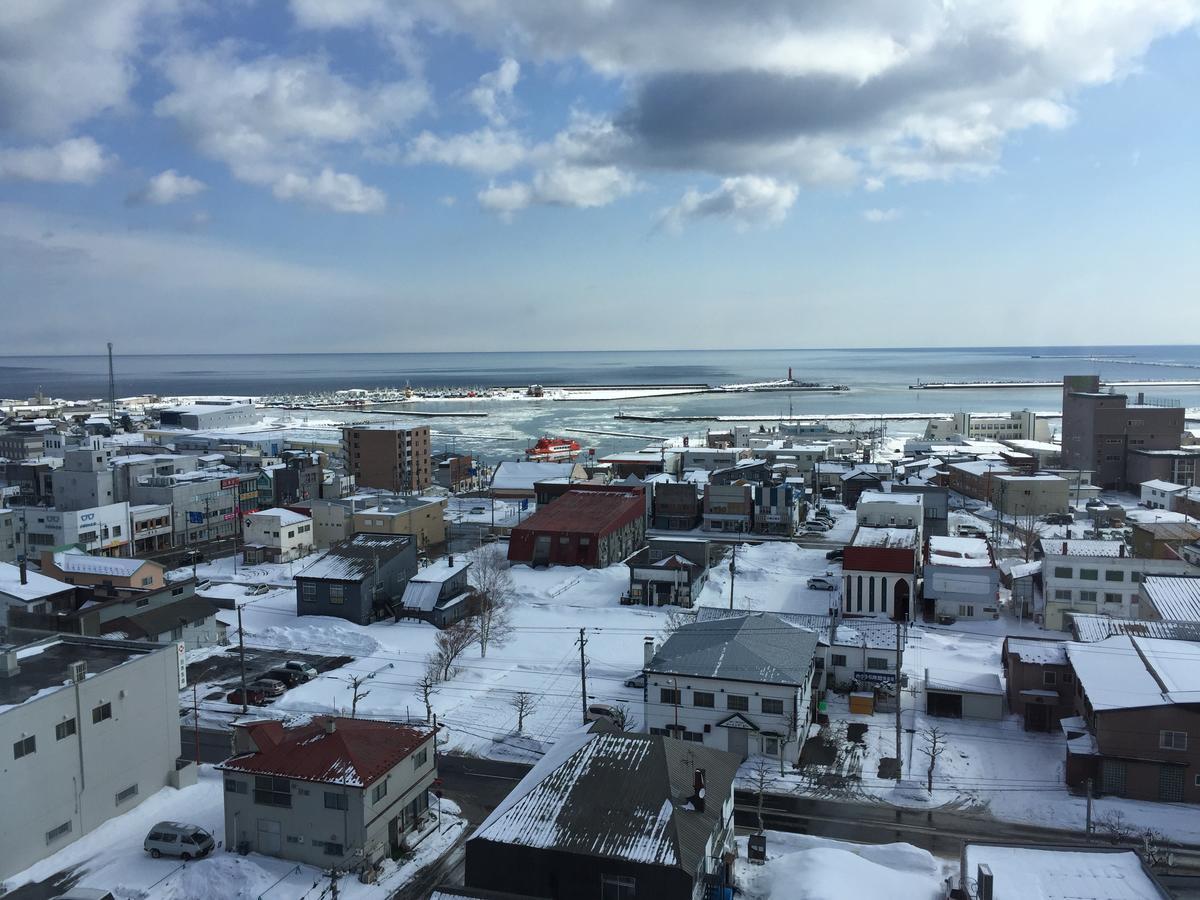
(989, 472), (1069, 517)
(342, 424), (432, 492)
(353, 496), (447, 551)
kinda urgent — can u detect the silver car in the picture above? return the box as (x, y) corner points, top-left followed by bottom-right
(807, 576), (837, 591)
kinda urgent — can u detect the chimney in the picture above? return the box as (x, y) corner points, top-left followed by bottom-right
(448, 554), (454, 567)
(976, 863), (994, 900)
(19, 557), (27, 586)
(644, 637), (656, 667)
(324, 718), (337, 734)
(691, 768), (706, 813)
(1119, 544), (1125, 558)
(0, 649), (19, 678)
(1062, 541), (1068, 554)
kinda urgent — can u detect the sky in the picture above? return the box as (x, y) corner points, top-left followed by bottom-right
(1, 1), (1199, 354)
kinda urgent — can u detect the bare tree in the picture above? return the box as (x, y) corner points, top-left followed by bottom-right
(781, 709), (804, 775)
(470, 547), (516, 658)
(416, 664), (440, 723)
(609, 703), (632, 731)
(1096, 810), (1136, 843)
(746, 756), (776, 833)
(510, 691), (538, 733)
(1011, 514), (1044, 562)
(919, 726), (947, 794)
(433, 620), (479, 681)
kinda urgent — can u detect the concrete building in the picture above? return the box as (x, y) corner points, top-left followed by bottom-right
(127, 468), (255, 548)
(433, 452), (475, 492)
(922, 536), (999, 620)
(0, 560), (75, 623)
(219, 716), (436, 871)
(243, 508), (314, 564)
(295, 533), (417, 625)
(1126, 447), (1200, 490)
(643, 613), (818, 762)
(50, 446), (117, 511)
(0, 507), (17, 563)
(158, 400), (257, 430)
(1131, 522), (1200, 560)
(342, 424), (433, 493)
(856, 490), (923, 529)
(0, 634), (192, 880)
(753, 483), (796, 535)
(926, 410), (1049, 442)
(1140, 479), (1187, 510)
(891, 483), (949, 537)
(129, 503), (172, 554)
(353, 495), (447, 552)
(650, 481), (702, 530)
(508, 490), (645, 568)
(702, 483), (754, 533)
(842, 526), (919, 622)
(0, 429), (46, 461)
(14, 502), (132, 559)
(989, 472), (1070, 517)
(945, 459), (1011, 502)
(1001, 638), (1074, 731)
(1061, 375), (1185, 490)
(679, 446), (748, 472)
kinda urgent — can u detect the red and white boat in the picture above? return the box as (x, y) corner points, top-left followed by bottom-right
(525, 436), (582, 460)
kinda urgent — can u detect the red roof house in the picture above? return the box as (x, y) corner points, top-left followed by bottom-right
(508, 490), (647, 568)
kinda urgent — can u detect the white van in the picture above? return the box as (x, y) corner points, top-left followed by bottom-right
(144, 821), (215, 860)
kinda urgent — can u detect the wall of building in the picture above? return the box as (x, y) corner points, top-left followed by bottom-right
(991, 476), (1069, 516)
(1042, 555), (1196, 630)
(343, 426), (433, 492)
(353, 499), (447, 550)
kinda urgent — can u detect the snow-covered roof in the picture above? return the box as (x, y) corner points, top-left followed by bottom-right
(250, 507), (311, 526)
(1069, 613), (1200, 644)
(399, 581), (443, 613)
(947, 459), (1011, 477)
(0, 561), (72, 603)
(998, 558), (1041, 580)
(927, 536), (994, 568)
(694, 605), (831, 639)
(1040, 539), (1125, 558)
(858, 490), (922, 506)
(411, 558), (472, 584)
(296, 533), (411, 582)
(851, 527), (918, 550)
(648, 612), (818, 686)
(1005, 638), (1067, 666)
(833, 621), (903, 651)
(474, 727), (739, 876)
(491, 461), (581, 491)
(51, 549), (153, 578)
(924, 668), (1004, 696)
(1140, 479), (1187, 493)
(1140, 576), (1200, 622)
(962, 845), (1166, 900)
(1066, 635), (1200, 711)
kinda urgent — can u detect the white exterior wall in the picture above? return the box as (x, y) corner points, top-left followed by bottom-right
(244, 512), (313, 561)
(856, 498), (922, 529)
(842, 569), (916, 621)
(1041, 555), (1196, 630)
(1140, 483), (1185, 510)
(826, 645), (900, 688)
(18, 503), (131, 556)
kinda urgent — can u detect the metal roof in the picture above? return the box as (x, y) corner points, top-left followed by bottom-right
(648, 612), (818, 686)
(511, 490), (644, 536)
(296, 533), (411, 582)
(1068, 613), (1200, 644)
(1141, 576), (1200, 623)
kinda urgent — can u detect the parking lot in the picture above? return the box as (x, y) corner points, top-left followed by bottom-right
(185, 646), (352, 700)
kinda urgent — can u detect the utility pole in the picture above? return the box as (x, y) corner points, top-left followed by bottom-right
(728, 544), (737, 609)
(236, 604), (248, 714)
(329, 868), (339, 900)
(1086, 778), (1094, 836)
(894, 621), (904, 779)
(106, 341), (117, 429)
(192, 682), (201, 764)
(577, 628), (588, 725)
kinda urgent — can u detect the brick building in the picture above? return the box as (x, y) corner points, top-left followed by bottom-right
(342, 424), (432, 493)
(507, 490), (645, 568)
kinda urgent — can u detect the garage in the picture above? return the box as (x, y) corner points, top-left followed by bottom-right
(925, 668), (1004, 720)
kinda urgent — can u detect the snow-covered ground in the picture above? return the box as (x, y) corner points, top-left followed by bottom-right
(734, 831), (952, 900)
(3, 767), (464, 898)
(696, 541), (842, 616)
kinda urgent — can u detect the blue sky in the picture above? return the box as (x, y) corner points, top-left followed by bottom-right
(1, 2), (1198, 354)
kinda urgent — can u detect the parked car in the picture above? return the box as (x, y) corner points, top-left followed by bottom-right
(246, 584), (270, 596)
(144, 822), (215, 860)
(798, 529), (828, 538)
(807, 576), (837, 591)
(194, 579), (213, 592)
(226, 686), (267, 706)
(264, 668), (304, 688)
(1043, 513), (1073, 525)
(804, 520), (831, 531)
(481, 534), (498, 543)
(814, 509), (835, 521)
(284, 659), (318, 681)
(585, 703), (623, 726)
(825, 548), (844, 561)
(623, 673), (646, 689)
(250, 677), (286, 697)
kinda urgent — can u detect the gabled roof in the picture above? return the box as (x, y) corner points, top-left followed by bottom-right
(218, 716), (433, 788)
(1140, 576), (1200, 622)
(512, 490), (644, 535)
(0, 561), (72, 602)
(251, 507), (311, 526)
(1005, 638), (1068, 666)
(1068, 613), (1200, 644)
(99, 596), (219, 641)
(1066, 636), (1200, 711)
(473, 728), (738, 878)
(1039, 539), (1125, 558)
(648, 612), (818, 686)
(52, 548), (154, 578)
(492, 461), (581, 491)
(851, 526), (918, 550)
(296, 533), (411, 582)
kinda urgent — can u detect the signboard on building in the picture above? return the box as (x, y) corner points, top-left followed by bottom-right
(221, 477), (240, 489)
(177, 641), (188, 689)
(188, 511), (204, 524)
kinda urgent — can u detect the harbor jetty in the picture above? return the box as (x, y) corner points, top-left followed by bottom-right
(909, 378), (1200, 390)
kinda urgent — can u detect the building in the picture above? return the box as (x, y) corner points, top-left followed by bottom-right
(890, 483), (949, 537)
(1139, 575), (1200, 623)
(1001, 638), (1074, 731)
(943, 410), (1048, 442)
(1141, 479), (1187, 510)
(701, 483), (754, 533)
(295, 533), (417, 625)
(219, 716), (436, 870)
(41, 547), (165, 590)
(127, 468), (257, 548)
(1039, 540), (1198, 630)
(433, 452), (476, 492)
(464, 726), (738, 900)
(598, 449), (670, 479)
(243, 507), (314, 564)
(1061, 375), (1185, 490)
(650, 481), (702, 530)
(944, 459), (1011, 502)
(1127, 447), (1200, 490)
(342, 423), (433, 493)
(398, 557), (474, 628)
(13, 502), (132, 559)
(924, 668), (1004, 719)
(1068, 612), (1200, 644)
(989, 472), (1070, 517)
(0, 634), (192, 880)
(1063, 636), (1200, 803)
(855, 490), (923, 529)
(679, 446), (747, 472)
(353, 495), (447, 551)
(842, 526), (919, 622)
(643, 613), (818, 762)
(840, 463), (891, 507)
(507, 490), (645, 568)
(623, 538), (710, 607)
(491, 461), (588, 499)
(957, 844), (1169, 900)
(4, 457), (60, 505)
(129, 503), (173, 554)
(753, 483), (796, 535)
(0, 560), (75, 623)
(922, 536), (999, 620)
(1130, 522), (1200, 560)
(158, 400), (257, 430)
(0, 507), (16, 563)
(50, 446), (117, 511)
(0, 429), (46, 461)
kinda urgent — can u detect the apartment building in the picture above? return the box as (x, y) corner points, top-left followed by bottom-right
(353, 495), (447, 551)
(341, 424), (432, 493)
(989, 472), (1070, 517)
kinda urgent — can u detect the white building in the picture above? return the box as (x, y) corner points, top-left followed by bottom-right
(923, 536), (999, 620)
(643, 612), (818, 762)
(14, 502), (131, 558)
(856, 490), (924, 529)
(1140, 479), (1187, 510)
(243, 507), (313, 563)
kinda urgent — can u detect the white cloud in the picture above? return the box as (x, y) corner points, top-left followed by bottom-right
(272, 168), (386, 214)
(127, 168), (206, 205)
(477, 181), (533, 221)
(864, 177), (885, 192)
(660, 176), (797, 233)
(469, 58), (520, 125)
(439, 195), (457, 207)
(407, 128), (528, 174)
(477, 164), (636, 219)
(862, 207), (900, 223)
(0, 137), (114, 184)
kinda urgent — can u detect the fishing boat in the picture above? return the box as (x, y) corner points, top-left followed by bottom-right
(525, 436), (582, 460)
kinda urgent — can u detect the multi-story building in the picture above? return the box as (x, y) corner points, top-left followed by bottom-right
(353, 495), (447, 551)
(243, 508), (314, 564)
(295, 533), (417, 625)
(0, 507), (17, 563)
(127, 468), (256, 548)
(856, 490), (923, 529)
(623, 537), (710, 607)
(1001, 637), (1075, 732)
(341, 424), (432, 493)
(0, 634), (192, 880)
(927, 410), (1049, 442)
(842, 526), (919, 621)
(158, 400), (257, 430)
(1061, 375), (1185, 490)
(0, 560), (75, 623)
(13, 502), (132, 558)
(702, 483), (754, 533)
(1127, 447), (1200, 489)
(129, 503), (173, 554)
(0, 429), (46, 461)
(945, 459), (1011, 502)
(432, 452), (475, 492)
(753, 483), (796, 535)
(989, 472), (1070, 517)
(650, 481), (702, 530)
(508, 490), (646, 568)
(923, 536), (999, 620)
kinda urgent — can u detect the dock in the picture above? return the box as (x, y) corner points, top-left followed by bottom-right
(909, 379), (1200, 390)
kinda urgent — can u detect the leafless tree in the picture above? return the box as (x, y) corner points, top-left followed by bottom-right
(746, 755), (776, 833)
(470, 547), (516, 658)
(609, 703), (632, 731)
(1011, 514), (1044, 562)
(919, 726), (947, 793)
(1097, 810), (1136, 843)
(781, 709), (804, 775)
(433, 620), (479, 681)
(416, 664), (440, 723)
(510, 691), (538, 734)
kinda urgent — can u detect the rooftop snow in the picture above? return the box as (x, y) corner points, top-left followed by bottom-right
(1140, 576), (1200, 622)
(1140, 479), (1187, 493)
(858, 490), (922, 506)
(296, 533), (411, 582)
(962, 845), (1165, 899)
(492, 461), (581, 491)
(1005, 638), (1068, 666)
(0, 561), (72, 602)
(928, 536), (994, 567)
(648, 612), (818, 686)
(1069, 613), (1200, 644)
(411, 558), (472, 584)
(51, 549), (153, 578)
(925, 667), (1004, 695)
(1040, 540), (1126, 558)
(249, 507), (311, 527)
(1064, 635), (1200, 711)
(851, 527), (918, 550)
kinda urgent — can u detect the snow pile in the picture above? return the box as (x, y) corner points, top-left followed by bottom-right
(697, 541), (841, 615)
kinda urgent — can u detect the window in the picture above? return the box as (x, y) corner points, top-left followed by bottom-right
(91, 702), (112, 724)
(254, 775), (292, 808)
(1043, 671), (1057, 686)
(372, 779), (389, 803)
(302, 583), (316, 602)
(693, 691), (715, 708)
(1063, 672), (1074, 685)
(136, 597), (150, 608)
(1160, 731), (1188, 751)
(1079, 569), (1099, 581)
(324, 792), (348, 810)
(660, 687), (681, 705)
(761, 698), (784, 715)
(601, 874), (637, 900)
(727, 694), (749, 711)
(830, 653), (847, 667)
(1079, 591), (1098, 603)
(763, 736), (781, 756)
(56, 718), (76, 740)
(13, 735), (35, 759)
(329, 584), (344, 604)
(225, 778), (247, 794)
(1055, 590), (1072, 601)
(1104, 570), (1125, 582)
(959, 605), (975, 617)
(115, 784), (138, 804)
(1053, 566), (1073, 578)
(323, 842), (344, 857)
(170, 626), (183, 641)
(414, 747), (428, 767)
(1104, 593), (1123, 605)
(46, 821), (72, 844)
(867, 657), (890, 671)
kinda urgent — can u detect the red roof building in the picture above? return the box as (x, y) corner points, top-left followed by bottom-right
(508, 490), (647, 568)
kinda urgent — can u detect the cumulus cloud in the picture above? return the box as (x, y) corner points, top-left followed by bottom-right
(407, 128), (528, 174)
(862, 207), (900, 223)
(470, 58), (520, 125)
(127, 168), (206, 206)
(154, 45), (426, 212)
(477, 164), (636, 219)
(0, 137), (114, 184)
(660, 176), (797, 233)
(477, 181), (533, 222)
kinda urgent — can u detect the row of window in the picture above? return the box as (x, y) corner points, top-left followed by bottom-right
(1052, 590), (1125, 604)
(12, 705), (111, 760)
(844, 575), (892, 615)
(829, 654), (891, 670)
(658, 687), (784, 715)
(301, 583), (345, 604)
(1052, 566), (1131, 582)
(649, 725), (705, 742)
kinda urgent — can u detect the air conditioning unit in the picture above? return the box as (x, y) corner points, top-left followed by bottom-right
(69, 661), (87, 683)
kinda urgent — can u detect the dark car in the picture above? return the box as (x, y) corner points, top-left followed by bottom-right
(226, 686), (267, 706)
(825, 548), (844, 561)
(1043, 513), (1073, 525)
(264, 668), (304, 688)
(249, 678), (286, 697)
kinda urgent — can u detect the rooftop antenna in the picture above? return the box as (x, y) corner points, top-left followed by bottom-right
(106, 342), (116, 427)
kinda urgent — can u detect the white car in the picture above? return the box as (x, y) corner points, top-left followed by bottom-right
(585, 703), (623, 726)
(807, 576), (837, 591)
(284, 660), (318, 681)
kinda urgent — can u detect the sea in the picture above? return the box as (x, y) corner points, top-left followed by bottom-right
(4, 345), (1200, 461)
